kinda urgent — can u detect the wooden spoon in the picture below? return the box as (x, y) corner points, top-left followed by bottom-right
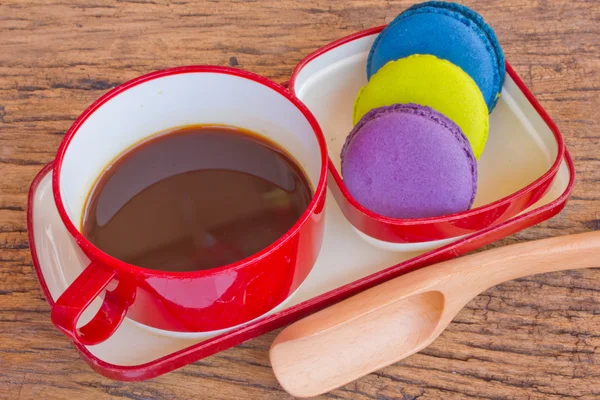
(270, 231), (600, 398)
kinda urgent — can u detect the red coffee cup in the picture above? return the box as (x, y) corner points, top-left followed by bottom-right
(50, 66), (328, 345)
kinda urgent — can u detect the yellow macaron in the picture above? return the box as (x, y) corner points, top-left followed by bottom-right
(353, 54), (489, 158)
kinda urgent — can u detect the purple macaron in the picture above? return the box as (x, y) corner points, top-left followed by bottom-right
(341, 103), (477, 219)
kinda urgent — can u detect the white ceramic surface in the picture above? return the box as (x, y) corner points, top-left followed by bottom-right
(59, 71), (322, 232)
(292, 33), (560, 251)
(31, 156), (569, 366)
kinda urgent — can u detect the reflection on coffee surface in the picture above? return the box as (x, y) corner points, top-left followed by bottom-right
(82, 125), (313, 272)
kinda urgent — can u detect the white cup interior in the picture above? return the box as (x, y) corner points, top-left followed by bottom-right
(58, 70), (322, 230)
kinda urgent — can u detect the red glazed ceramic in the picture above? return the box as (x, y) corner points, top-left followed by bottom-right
(49, 66), (328, 345)
(27, 28), (572, 381)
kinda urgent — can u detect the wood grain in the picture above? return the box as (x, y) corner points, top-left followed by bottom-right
(1, 0), (599, 399)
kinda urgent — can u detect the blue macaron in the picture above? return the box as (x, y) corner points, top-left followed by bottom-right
(367, 1), (505, 112)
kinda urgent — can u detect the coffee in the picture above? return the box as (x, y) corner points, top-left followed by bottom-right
(82, 125), (313, 272)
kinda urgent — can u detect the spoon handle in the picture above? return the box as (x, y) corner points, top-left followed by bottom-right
(270, 231), (600, 398)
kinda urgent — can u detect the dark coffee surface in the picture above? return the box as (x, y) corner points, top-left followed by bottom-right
(82, 125), (312, 272)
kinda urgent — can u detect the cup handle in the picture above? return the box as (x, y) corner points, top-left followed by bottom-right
(51, 261), (136, 346)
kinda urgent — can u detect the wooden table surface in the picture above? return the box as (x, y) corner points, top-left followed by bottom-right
(1, 0), (599, 399)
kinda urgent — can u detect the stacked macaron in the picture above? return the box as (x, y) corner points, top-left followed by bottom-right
(341, 1), (505, 219)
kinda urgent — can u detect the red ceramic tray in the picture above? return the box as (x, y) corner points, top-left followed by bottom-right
(28, 28), (573, 381)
